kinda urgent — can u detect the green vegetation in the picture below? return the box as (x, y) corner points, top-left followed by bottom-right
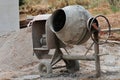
(107, 0), (120, 12)
(110, 5), (120, 12)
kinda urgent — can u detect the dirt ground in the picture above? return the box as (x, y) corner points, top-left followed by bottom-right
(0, 12), (120, 80)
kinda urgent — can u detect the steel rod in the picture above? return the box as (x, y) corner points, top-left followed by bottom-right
(62, 55), (95, 61)
(52, 66), (66, 69)
(102, 28), (120, 32)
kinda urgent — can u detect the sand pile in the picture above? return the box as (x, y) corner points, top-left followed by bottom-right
(0, 27), (120, 79)
(0, 28), (38, 71)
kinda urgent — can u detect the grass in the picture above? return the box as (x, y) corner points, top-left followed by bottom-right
(110, 5), (120, 13)
(19, 0), (120, 16)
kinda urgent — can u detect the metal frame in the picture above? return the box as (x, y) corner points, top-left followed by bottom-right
(49, 31), (101, 77)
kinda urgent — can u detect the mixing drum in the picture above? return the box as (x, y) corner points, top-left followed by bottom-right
(47, 5), (92, 45)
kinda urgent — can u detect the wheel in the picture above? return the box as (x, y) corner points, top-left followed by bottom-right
(38, 59), (52, 75)
(63, 60), (80, 73)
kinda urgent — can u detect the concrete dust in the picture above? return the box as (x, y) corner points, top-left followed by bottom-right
(0, 28), (39, 79)
(0, 28), (120, 79)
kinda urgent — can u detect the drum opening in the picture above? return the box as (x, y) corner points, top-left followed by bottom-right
(51, 9), (66, 32)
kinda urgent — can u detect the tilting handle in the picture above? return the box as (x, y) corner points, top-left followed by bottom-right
(87, 15), (111, 44)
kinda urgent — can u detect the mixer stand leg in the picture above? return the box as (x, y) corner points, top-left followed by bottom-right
(50, 48), (63, 66)
(94, 32), (101, 77)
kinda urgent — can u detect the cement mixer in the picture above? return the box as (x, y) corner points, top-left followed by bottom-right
(30, 5), (111, 77)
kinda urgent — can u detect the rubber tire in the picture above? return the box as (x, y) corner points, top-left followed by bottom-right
(38, 59), (52, 74)
(64, 60), (80, 73)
